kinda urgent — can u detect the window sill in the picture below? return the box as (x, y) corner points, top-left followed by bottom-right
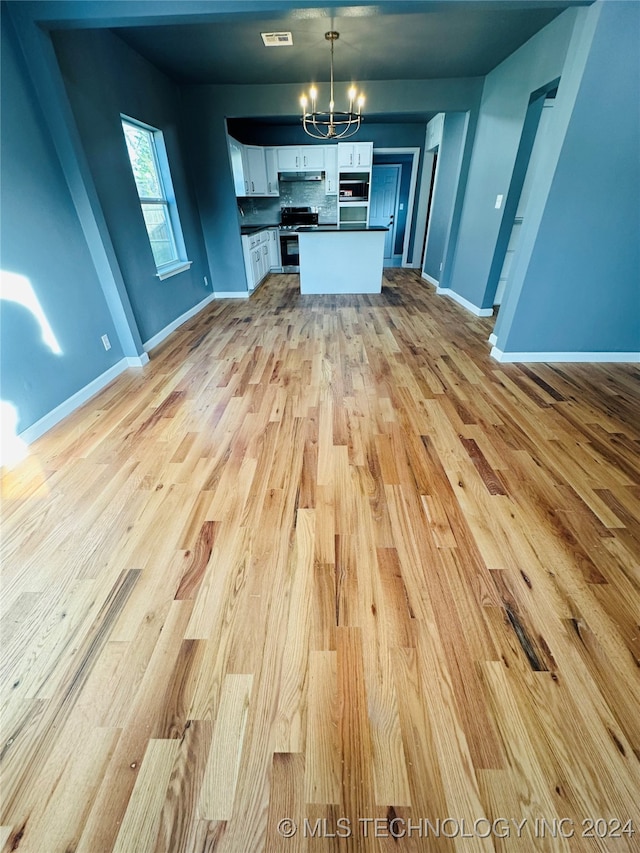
(156, 260), (192, 281)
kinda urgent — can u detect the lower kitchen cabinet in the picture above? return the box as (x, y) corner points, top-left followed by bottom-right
(241, 228), (282, 291)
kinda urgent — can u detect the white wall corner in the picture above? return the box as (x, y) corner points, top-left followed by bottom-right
(421, 271), (439, 287)
(143, 293), (216, 352)
(126, 353), (149, 367)
(436, 286), (494, 317)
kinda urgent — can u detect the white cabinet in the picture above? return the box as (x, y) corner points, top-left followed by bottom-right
(229, 136), (249, 196)
(324, 145), (338, 194)
(244, 145), (268, 195)
(277, 147), (301, 171)
(276, 145), (326, 172)
(242, 228), (280, 290)
(337, 142), (372, 169)
(229, 137), (272, 197)
(267, 228), (281, 270)
(264, 147), (279, 196)
(299, 146), (325, 169)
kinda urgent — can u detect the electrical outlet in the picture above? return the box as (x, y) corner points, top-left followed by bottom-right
(440, 262), (443, 271)
(399, 203), (404, 211)
(101, 334), (111, 351)
(495, 194), (504, 209)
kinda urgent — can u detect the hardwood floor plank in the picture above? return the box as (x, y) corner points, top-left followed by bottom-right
(110, 740), (179, 853)
(197, 673), (254, 820)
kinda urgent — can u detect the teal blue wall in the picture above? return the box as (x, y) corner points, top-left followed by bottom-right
(447, 8), (578, 309)
(52, 28), (211, 342)
(1, 14), (124, 433)
(494, 1), (640, 355)
(422, 112), (468, 282)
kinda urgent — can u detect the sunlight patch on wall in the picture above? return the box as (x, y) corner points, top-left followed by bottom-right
(1, 269), (62, 355)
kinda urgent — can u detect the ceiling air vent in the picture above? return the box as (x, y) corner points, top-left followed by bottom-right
(261, 32), (293, 47)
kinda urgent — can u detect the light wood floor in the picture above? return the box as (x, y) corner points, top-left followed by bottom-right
(2, 271), (639, 852)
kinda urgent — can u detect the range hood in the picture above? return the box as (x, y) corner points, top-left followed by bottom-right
(279, 171), (323, 182)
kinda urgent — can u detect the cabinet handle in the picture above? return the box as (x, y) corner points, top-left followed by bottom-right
(245, 180), (249, 193)
(251, 181), (255, 192)
(268, 182), (271, 193)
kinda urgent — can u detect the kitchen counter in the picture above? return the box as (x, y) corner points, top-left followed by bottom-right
(297, 226), (388, 295)
(240, 224), (279, 236)
(296, 224), (387, 232)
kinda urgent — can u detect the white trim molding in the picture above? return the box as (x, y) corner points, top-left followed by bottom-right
(156, 260), (193, 281)
(18, 356), (146, 446)
(491, 347), (640, 363)
(214, 291), (250, 300)
(436, 286), (494, 317)
(144, 293), (215, 352)
(488, 333), (498, 346)
(421, 271), (439, 287)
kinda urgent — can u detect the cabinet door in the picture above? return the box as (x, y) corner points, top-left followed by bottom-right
(245, 146), (268, 195)
(277, 147), (301, 171)
(338, 142), (372, 169)
(264, 147), (280, 196)
(300, 145), (325, 170)
(337, 143), (354, 168)
(353, 142), (372, 168)
(324, 145), (338, 194)
(229, 137), (249, 196)
(268, 228), (281, 269)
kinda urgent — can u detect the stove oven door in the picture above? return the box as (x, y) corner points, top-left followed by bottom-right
(279, 232), (300, 270)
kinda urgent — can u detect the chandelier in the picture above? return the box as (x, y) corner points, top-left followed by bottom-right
(300, 32), (365, 139)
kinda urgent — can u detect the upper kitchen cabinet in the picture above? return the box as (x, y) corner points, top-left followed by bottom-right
(228, 136), (249, 196)
(264, 147), (280, 196)
(276, 145), (326, 172)
(299, 146), (325, 170)
(324, 145), (338, 195)
(228, 137), (270, 197)
(337, 142), (373, 169)
(244, 145), (268, 195)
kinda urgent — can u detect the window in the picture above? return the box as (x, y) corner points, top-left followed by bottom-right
(121, 117), (191, 279)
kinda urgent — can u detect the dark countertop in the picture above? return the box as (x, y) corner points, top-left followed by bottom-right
(296, 225), (389, 232)
(240, 224), (279, 236)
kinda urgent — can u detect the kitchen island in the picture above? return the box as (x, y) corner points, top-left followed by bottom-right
(297, 225), (388, 295)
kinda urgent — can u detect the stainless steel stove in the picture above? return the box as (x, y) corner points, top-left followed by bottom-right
(279, 207), (319, 270)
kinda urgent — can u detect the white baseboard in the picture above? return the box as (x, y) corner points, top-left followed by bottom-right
(421, 271), (439, 287)
(491, 346), (640, 363)
(144, 293), (216, 352)
(18, 355), (146, 446)
(436, 287), (494, 317)
(214, 291), (249, 299)
(488, 333), (498, 346)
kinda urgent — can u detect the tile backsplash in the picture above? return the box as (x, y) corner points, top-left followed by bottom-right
(238, 179), (338, 226)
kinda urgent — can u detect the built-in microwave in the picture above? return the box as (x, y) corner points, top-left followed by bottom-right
(339, 178), (369, 202)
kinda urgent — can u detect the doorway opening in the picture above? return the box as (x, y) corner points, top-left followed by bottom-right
(371, 149), (421, 267)
(486, 78), (560, 319)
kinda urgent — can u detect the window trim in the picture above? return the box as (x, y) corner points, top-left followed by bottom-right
(121, 115), (191, 278)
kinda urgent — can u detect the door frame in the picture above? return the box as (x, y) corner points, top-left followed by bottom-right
(373, 148), (421, 267)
